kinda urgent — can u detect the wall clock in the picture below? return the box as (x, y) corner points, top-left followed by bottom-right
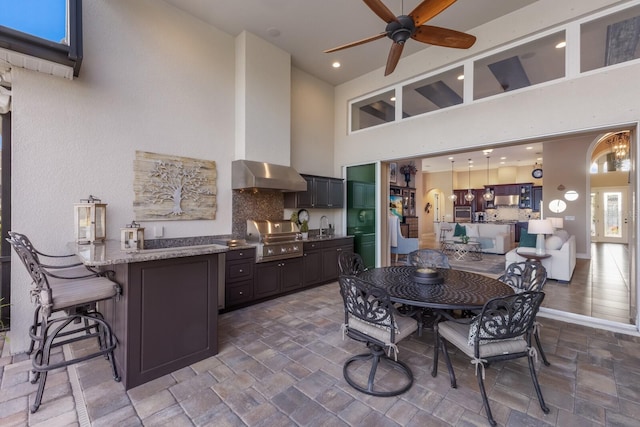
(532, 168), (543, 179)
(297, 209), (309, 225)
(548, 199), (566, 213)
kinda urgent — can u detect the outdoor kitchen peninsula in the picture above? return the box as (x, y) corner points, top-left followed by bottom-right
(73, 239), (229, 389)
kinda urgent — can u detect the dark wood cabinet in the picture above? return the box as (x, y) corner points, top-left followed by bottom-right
(255, 257), (303, 298)
(348, 181), (375, 209)
(225, 248), (255, 308)
(518, 184), (533, 209)
(302, 244), (324, 286)
(405, 216), (418, 238)
(104, 254), (220, 390)
(284, 174), (343, 208)
(532, 186), (543, 211)
(303, 237), (354, 286)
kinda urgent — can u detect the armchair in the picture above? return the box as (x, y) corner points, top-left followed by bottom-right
(389, 214), (418, 263)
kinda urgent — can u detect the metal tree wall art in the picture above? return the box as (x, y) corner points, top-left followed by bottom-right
(134, 151), (217, 220)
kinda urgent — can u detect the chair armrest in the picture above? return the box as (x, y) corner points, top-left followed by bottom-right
(492, 233), (509, 254)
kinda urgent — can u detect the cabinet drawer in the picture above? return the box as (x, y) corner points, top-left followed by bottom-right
(226, 280), (254, 306)
(226, 259), (253, 282)
(226, 248), (256, 262)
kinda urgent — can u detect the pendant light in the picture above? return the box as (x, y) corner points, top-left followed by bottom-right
(448, 160), (457, 202)
(482, 156), (494, 201)
(464, 159), (475, 202)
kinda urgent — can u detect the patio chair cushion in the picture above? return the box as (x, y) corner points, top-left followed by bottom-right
(439, 321), (528, 359)
(48, 276), (119, 310)
(348, 314), (417, 345)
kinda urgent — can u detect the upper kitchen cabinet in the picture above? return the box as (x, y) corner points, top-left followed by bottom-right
(532, 186), (543, 212)
(284, 174), (344, 209)
(518, 184), (533, 209)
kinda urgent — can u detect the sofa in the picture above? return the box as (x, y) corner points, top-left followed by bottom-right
(504, 229), (576, 283)
(437, 222), (510, 255)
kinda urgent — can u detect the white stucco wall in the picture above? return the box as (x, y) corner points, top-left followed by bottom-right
(9, 0), (237, 352)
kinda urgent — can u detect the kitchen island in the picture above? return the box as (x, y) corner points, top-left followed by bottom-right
(74, 240), (227, 389)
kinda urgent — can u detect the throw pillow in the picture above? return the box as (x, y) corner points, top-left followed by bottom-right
(545, 235), (563, 250)
(465, 224), (479, 238)
(454, 223), (466, 237)
(554, 229), (570, 242)
(519, 228), (537, 247)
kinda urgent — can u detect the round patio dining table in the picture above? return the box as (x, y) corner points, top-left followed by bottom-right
(358, 266), (514, 311)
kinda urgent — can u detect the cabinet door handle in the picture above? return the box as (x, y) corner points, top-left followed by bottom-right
(239, 269), (243, 273)
(239, 291), (243, 295)
(239, 252), (243, 256)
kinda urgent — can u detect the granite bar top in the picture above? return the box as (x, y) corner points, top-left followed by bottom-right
(72, 240), (229, 266)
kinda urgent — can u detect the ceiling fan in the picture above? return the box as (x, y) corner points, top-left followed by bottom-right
(324, 0), (477, 76)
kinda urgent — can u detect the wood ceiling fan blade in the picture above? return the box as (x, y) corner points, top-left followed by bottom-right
(363, 0), (399, 23)
(413, 25), (477, 49)
(410, 0), (457, 27)
(324, 32), (387, 53)
(385, 42), (404, 76)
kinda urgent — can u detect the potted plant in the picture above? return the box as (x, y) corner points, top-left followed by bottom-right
(300, 219), (309, 239)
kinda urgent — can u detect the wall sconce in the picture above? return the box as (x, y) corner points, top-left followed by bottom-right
(74, 195), (107, 244)
(121, 220), (145, 251)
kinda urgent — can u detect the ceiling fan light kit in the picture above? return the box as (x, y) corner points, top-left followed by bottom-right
(325, 0), (477, 76)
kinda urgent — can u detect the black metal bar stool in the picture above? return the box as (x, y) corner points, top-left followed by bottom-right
(8, 232), (121, 413)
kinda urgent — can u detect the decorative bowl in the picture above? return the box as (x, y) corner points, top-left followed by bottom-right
(412, 267), (444, 285)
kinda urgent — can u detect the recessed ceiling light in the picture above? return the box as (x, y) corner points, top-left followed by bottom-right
(482, 149), (493, 155)
(526, 146), (533, 150)
(556, 41), (566, 49)
(390, 96), (396, 102)
(332, 61), (341, 68)
(457, 74), (464, 80)
(537, 157), (543, 161)
(500, 161), (505, 164)
(500, 156), (506, 160)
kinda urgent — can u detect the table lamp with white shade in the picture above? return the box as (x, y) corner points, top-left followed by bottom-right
(528, 219), (554, 255)
(548, 217), (564, 230)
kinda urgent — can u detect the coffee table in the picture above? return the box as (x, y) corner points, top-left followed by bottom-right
(442, 240), (482, 261)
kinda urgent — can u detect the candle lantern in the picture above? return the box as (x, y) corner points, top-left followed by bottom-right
(121, 221), (145, 251)
(74, 195), (107, 244)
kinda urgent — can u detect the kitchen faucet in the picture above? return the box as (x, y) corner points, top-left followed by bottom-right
(319, 215), (329, 237)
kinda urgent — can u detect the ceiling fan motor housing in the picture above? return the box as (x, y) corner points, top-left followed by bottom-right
(386, 15), (416, 44)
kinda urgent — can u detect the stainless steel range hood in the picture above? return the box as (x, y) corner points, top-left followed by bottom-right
(494, 195), (520, 206)
(232, 160), (307, 192)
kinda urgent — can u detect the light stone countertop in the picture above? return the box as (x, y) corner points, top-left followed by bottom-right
(72, 240), (229, 267)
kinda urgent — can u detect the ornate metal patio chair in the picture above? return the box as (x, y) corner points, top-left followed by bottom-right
(432, 291), (549, 427)
(339, 275), (418, 397)
(498, 260), (550, 365)
(338, 251), (367, 276)
(407, 249), (451, 269)
(8, 233), (121, 413)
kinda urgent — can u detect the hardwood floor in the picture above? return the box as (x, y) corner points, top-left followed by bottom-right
(542, 242), (631, 324)
(421, 235), (633, 325)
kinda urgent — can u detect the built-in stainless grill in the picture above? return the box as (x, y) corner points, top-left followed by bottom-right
(246, 220), (303, 263)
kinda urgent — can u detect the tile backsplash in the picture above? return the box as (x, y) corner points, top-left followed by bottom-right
(232, 190), (284, 237)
